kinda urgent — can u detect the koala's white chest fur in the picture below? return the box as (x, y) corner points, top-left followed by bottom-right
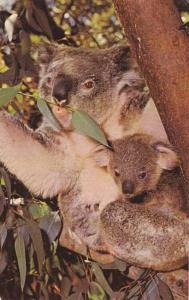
(78, 160), (120, 209)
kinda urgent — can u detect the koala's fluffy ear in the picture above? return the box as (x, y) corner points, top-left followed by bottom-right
(93, 147), (111, 167)
(153, 143), (180, 170)
(109, 44), (132, 71)
(38, 42), (58, 65)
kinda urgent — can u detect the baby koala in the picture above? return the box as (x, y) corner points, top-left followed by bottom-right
(107, 133), (186, 215)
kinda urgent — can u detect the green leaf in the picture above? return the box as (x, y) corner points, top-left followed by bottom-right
(157, 276), (174, 300)
(0, 251), (7, 274)
(38, 212), (61, 243)
(29, 202), (51, 219)
(20, 30), (31, 55)
(88, 282), (105, 300)
(33, 7), (53, 39)
(0, 224), (7, 249)
(0, 168), (11, 201)
(37, 97), (62, 131)
(26, 218), (45, 275)
(72, 110), (109, 147)
(28, 244), (35, 274)
(15, 233), (26, 291)
(91, 262), (113, 297)
(0, 84), (21, 107)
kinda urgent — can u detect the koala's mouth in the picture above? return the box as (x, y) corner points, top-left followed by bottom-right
(128, 192), (148, 204)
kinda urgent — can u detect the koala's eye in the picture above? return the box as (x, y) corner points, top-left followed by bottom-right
(114, 168), (120, 177)
(138, 170), (147, 180)
(82, 79), (95, 90)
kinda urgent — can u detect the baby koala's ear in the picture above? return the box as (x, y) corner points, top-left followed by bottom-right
(93, 146), (111, 167)
(153, 142), (180, 170)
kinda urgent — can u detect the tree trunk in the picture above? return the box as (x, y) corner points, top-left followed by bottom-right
(113, 0), (189, 206)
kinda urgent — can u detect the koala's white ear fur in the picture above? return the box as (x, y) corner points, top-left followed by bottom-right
(93, 147), (110, 167)
(155, 143), (179, 170)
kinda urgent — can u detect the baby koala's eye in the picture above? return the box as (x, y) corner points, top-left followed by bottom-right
(82, 79), (95, 90)
(138, 170), (147, 180)
(114, 168), (120, 177)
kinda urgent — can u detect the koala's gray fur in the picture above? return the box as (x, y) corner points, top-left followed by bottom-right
(100, 200), (189, 271)
(38, 43), (149, 140)
(109, 133), (186, 216)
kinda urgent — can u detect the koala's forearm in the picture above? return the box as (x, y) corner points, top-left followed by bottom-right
(0, 112), (72, 198)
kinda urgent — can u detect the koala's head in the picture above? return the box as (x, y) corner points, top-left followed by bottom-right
(109, 134), (179, 198)
(38, 43), (145, 124)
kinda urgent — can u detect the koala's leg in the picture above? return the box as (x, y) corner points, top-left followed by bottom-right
(0, 112), (72, 198)
(58, 190), (114, 262)
(59, 219), (115, 264)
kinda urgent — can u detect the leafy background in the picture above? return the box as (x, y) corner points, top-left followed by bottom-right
(0, 0), (188, 299)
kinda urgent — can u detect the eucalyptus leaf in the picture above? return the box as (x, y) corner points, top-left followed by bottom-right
(15, 233), (26, 291)
(34, 7), (53, 39)
(0, 84), (21, 107)
(29, 202), (51, 219)
(156, 276), (174, 300)
(37, 97), (62, 130)
(0, 167), (11, 201)
(26, 218), (45, 275)
(26, 6), (43, 33)
(88, 282), (105, 300)
(72, 110), (109, 147)
(0, 251), (7, 274)
(0, 224), (7, 249)
(39, 212), (61, 243)
(91, 262), (113, 297)
(4, 13), (18, 42)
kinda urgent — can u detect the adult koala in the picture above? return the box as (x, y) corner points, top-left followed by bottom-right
(0, 43), (168, 266)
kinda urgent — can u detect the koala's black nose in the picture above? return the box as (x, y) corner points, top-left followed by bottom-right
(52, 75), (72, 103)
(122, 180), (134, 194)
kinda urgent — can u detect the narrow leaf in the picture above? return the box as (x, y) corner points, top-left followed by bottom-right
(0, 251), (7, 274)
(0, 185), (6, 217)
(68, 292), (83, 300)
(91, 262), (113, 297)
(72, 110), (109, 147)
(157, 276), (174, 300)
(15, 233), (26, 291)
(33, 7), (53, 39)
(5, 13), (18, 42)
(0, 224), (7, 249)
(0, 84), (21, 107)
(39, 212), (61, 243)
(0, 168), (11, 201)
(88, 282), (105, 300)
(37, 97), (62, 130)
(26, 7), (43, 33)
(29, 202), (51, 219)
(26, 218), (45, 275)
(20, 30), (31, 55)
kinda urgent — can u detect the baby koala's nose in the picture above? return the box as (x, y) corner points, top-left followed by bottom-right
(122, 180), (134, 194)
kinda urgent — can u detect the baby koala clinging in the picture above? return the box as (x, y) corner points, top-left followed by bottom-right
(106, 133), (187, 216)
(110, 133), (179, 198)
